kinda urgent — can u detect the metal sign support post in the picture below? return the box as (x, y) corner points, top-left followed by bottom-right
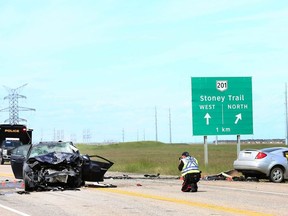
(237, 135), (241, 156)
(204, 135), (208, 166)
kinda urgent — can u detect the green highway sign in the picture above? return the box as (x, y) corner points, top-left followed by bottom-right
(191, 77), (253, 136)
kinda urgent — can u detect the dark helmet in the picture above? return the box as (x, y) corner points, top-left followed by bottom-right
(182, 152), (189, 157)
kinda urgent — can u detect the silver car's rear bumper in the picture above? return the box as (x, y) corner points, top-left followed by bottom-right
(233, 160), (270, 176)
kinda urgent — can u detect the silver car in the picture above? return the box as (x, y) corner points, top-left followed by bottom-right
(233, 147), (288, 183)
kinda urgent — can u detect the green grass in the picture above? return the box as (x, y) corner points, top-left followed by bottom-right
(76, 141), (286, 177)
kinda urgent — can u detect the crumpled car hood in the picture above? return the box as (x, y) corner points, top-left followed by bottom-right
(24, 152), (84, 191)
(27, 152), (81, 165)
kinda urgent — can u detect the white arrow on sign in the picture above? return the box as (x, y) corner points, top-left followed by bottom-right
(204, 113), (211, 125)
(235, 113), (242, 124)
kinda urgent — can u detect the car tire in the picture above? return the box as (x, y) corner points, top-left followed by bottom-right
(0, 157), (4, 165)
(269, 167), (284, 183)
(24, 176), (34, 192)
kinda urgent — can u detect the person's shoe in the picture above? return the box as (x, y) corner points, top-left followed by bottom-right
(190, 188), (197, 192)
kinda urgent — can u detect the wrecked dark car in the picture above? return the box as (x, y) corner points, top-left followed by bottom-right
(10, 141), (113, 191)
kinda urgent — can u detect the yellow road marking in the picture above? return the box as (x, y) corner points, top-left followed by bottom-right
(96, 188), (273, 216)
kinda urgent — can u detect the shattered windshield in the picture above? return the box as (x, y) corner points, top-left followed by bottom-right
(29, 142), (76, 158)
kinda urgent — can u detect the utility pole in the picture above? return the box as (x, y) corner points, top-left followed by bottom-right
(122, 128), (125, 142)
(285, 83), (288, 145)
(155, 106), (158, 142)
(169, 108), (172, 143)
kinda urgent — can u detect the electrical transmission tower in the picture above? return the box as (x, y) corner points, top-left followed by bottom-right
(0, 83), (35, 125)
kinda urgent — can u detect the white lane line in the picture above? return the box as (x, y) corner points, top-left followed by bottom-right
(0, 203), (31, 216)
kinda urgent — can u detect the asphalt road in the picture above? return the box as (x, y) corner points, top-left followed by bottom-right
(1, 165), (287, 216)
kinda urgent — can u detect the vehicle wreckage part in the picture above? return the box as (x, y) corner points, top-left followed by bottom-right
(82, 155), (114, 182)
(10, 142), (114, 192)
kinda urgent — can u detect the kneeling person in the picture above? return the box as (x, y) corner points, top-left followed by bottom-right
(178, 152), (201, 192)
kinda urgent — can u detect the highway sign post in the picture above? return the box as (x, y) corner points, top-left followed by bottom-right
(191, 77), (253, 165)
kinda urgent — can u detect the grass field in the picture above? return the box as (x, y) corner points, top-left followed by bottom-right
(76, 141), (286, 177)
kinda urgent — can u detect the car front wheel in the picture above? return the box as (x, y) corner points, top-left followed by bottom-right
(269, 167), (284, 183)
(24, 176), (34, 192)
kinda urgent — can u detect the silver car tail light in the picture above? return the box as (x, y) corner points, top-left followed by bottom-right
(255, 152), (267, 159)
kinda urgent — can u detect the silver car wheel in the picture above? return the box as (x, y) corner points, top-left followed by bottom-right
(270, 167), (283, 183)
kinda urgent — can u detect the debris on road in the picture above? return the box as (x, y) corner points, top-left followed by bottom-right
(104, 173), (178, 180)
(144, 173), (160, 178)
(17, 191), (30, 195)
(203, 170), (246, 181)
(86, 182), (117, 188)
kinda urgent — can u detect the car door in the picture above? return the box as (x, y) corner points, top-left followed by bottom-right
(10, 145), (31, 179)
(82, 155), (114, 182)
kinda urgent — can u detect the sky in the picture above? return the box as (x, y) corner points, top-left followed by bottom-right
(0, 0), (287, 144)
